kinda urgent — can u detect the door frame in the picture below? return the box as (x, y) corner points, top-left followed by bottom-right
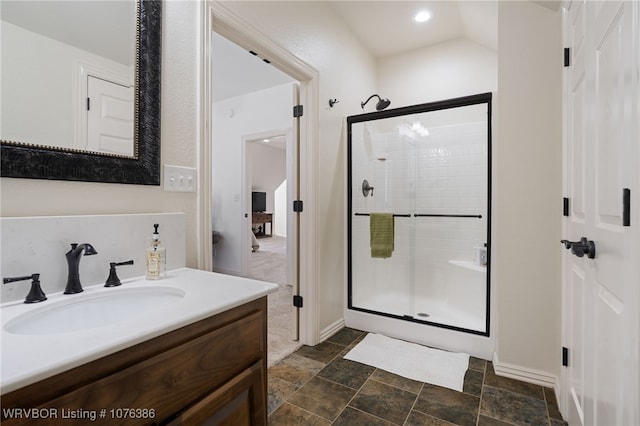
(199, 1), (320, 346)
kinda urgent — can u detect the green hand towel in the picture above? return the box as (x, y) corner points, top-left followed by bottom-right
(370, 213), (394, 258)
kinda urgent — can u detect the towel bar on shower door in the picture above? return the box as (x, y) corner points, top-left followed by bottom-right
(353, 213), (481, 218)
(354, 213), (411, 218)
(414, 214), (482, 218)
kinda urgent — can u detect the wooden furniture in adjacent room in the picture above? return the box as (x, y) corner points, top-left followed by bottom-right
(251, 213), (273, 238)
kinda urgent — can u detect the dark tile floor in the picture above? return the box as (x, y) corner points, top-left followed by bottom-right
(267, 328), (568, 426)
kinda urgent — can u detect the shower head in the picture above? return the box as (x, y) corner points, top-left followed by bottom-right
(376, 97), (391, 110)
(361, 94), (391, 111)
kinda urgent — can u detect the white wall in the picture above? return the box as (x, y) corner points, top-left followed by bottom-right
(1, 2), (202, 268)
(495, 2), (562, 379)
(221, 1), (378, 332)
(250, 142), (286, 212)
(250, 142), (286, 237)
(274, 180), (287, 236)
(211, 84), (293, 274)
(1, 21), (132, 149)
(377, 38), (497, 107)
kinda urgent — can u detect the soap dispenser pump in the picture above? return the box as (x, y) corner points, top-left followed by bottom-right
(146, 223), (166, 280)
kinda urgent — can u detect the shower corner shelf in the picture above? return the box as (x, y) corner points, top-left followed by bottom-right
(448, 260), (486, 273)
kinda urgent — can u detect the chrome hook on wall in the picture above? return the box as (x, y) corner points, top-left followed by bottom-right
(362, 180), (374, 197)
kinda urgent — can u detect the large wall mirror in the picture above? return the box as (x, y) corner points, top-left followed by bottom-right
(0, 0), (161, 185)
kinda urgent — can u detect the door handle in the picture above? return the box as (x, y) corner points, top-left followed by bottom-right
(560, 237), (596, 259)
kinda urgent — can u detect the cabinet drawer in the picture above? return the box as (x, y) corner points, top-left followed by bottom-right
(4, 309), (264, 425)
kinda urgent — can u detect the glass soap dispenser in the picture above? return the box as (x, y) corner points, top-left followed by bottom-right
(146, 223), (166, 280)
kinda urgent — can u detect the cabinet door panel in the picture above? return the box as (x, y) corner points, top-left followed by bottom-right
(167, 361), (266, 426)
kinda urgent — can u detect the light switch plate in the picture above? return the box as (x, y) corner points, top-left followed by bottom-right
(164, 165), (196, 192)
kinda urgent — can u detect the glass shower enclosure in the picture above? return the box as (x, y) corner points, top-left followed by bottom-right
(347, 93), (491, 336)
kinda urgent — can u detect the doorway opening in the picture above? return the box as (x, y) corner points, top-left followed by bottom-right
(210, 29), (301, 365)
(245, 131), (300, 364)
(202, 2), (320, 352)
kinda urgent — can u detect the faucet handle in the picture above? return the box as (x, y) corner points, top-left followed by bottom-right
(105, 260), (134, 287)
(362, 179), (375, 197)
(3, 273), (47, 303)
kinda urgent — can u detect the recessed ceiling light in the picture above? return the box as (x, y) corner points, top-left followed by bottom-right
(413, 10), (431, 23)
(262, 139), (270, 143)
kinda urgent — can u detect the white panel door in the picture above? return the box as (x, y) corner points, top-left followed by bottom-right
(564, 2), (588, 423)
(87, 75), (134, 156)
(562, 1), (639, 425)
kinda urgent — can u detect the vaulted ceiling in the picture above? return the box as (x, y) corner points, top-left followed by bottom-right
(328, 1), (498, 57)
(214, 0), (559, 101)
(213, 1), (502, 102)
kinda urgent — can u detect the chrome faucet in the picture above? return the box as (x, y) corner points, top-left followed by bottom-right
(64, 243), (98, 294)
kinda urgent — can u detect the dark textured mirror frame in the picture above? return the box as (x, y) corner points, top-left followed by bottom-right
(0, 0), (162, 185)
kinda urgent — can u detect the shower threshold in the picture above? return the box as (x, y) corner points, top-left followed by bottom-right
(356, 294), (485, 333)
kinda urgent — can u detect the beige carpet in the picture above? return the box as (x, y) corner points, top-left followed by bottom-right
(248, 236), (301, 367)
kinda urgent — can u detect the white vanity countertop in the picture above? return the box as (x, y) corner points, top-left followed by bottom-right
(0, 268), (279, 394)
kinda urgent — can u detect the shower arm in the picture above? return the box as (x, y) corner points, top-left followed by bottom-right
(361, 95), (380, 109)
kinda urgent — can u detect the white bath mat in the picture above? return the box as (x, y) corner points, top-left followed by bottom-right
(344, 333), (469, 392)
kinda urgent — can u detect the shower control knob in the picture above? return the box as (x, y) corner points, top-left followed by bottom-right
(362, 180), (374, 197)
(560, 237), (596, 259)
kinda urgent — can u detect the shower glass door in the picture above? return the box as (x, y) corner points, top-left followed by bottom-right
(347, 93), (491, 336)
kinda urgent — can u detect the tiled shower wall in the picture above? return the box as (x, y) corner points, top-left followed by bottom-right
(350, 117), (488, 330)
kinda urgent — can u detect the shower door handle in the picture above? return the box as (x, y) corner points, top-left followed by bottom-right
(560, 237), (596, 259)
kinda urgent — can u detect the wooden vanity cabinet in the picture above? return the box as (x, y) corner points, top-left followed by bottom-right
(1, 297), (268, 425)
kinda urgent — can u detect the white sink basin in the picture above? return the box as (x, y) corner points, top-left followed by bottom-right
(4, 287), (185, 335)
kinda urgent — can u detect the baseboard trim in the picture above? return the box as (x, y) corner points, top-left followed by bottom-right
(492, 353), (559, 391)
(320, 318), (345, 342)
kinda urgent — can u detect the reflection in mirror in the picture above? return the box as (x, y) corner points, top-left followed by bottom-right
(0, 0), (162, 185)
(347, 93), (492, 336)
(1, 1), (136, 157)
